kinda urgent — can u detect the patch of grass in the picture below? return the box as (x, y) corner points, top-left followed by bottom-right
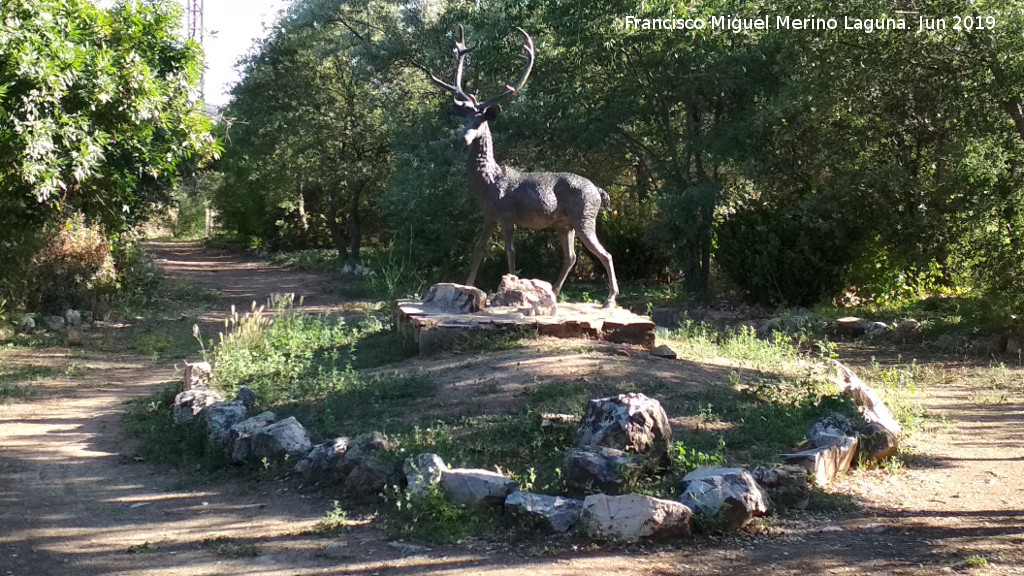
(309, 501), (351, 537)
(388, 486), (505, 544)
(202, 536), (261, 558)
(805, 487), (859, 512)
(662, 322), (817, 374)
(0, 365), (59, 399)
(962, 554), (989, 569)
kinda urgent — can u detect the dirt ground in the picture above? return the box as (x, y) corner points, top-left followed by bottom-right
(1, 241), (1023, 575)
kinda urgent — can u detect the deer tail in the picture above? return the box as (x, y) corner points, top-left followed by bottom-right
(599, 187), (611, 212)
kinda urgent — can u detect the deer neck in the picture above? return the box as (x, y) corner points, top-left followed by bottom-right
(467, 122), (502, 186)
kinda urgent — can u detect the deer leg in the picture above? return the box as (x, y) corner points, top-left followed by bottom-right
(553, 228), (577, 297)
(501, 222), (516, 276)
(466, 220), (496, 287)
(577, 223), (619, 308)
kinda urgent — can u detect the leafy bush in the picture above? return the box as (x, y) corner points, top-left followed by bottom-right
(716, 199), (861, 306)
(26, 214), (118, 313)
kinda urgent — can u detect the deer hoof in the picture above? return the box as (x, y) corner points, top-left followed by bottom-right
(602, 299), (617, 309)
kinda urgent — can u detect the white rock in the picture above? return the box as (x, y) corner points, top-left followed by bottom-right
(677, 467), (771, 531)
(251, 416), (311, 461)
(489, 275), (557, 316)
(172, 389), (223, 425)
(183, 361), (213, 390)
(422, 283), (487, 314)
(64, 309), (82, 326)
(580, 493), (692, 541)
(782, 436), (859, 487)
(439, 468), (518, 506)
(403, 453), (448, 496)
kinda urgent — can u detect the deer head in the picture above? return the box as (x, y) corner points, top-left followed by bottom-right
(427, 25), (535, 146)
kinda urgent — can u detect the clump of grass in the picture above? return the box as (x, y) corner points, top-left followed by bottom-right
(122, 384), (228, 470)
(309, 501), (351, 537)
(388, 486), (504, 544)
(202, 536), (260, 558)
(0, 365), (59, 399)
(663, 322), (816, 374)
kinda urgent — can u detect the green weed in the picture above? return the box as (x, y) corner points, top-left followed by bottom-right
(202, 536), (260, 557)
(310, 501), (350, 537)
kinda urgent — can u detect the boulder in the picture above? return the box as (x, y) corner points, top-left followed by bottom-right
(830, 362), (902, 437)
(677, 467), (771, 532)
(43, 315), (66, 331)
(580, 493), (692, 541)
(752, 465), (810, 511)
(204, 400), (249, 445)
(809, 413), (856, 448)
(250, 416), (311, 461)
(650, 344), (678, 359)
(183, 361), (213, 390)
(489, 275), (557, 316)
(172, 388), (223, 425)
(404, 453), (448, 496)
(294, 437), (351, 481)
(439, 468), (518, 506)
(334, 432), (401, 497)
(64, 309), (82, 326)
(562, 447), (644, 494)
(783, 436), (858, 486)
(227, 411), (276, 462)
(15, 313), (35, 332)
(234, 385), (257, 409)
(575, 393), (672, 464)
(857, 422), (899, 463)
(505, 491), (583, 533)
(422, 283), (487, 314)
(894, 318), (922, 336)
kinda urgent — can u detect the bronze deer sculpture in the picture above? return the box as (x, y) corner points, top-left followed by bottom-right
(427, 26), (619, 308)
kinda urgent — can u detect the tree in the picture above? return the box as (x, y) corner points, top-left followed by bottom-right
(0, 0), (216, 307)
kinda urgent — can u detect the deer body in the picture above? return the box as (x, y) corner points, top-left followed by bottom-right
(429, 26), (619, 307)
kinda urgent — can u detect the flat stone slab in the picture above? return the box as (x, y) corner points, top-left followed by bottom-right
(394, 300), (656, 354)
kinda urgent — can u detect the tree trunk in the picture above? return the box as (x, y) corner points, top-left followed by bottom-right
(348, 184), (362, 260)
(326, 191), (348, 261)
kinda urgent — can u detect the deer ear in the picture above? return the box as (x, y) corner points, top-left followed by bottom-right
(483, 105), (501, 121)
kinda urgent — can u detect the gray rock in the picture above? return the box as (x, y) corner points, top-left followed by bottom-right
(439, 468), (518, 506)
(562, 446), (643, 494)
(752, 465), (810, 511)
(422, 283), (487, 314)
(403, 453), (448, 496)
(505, 491), (583, 533)
(677, 467), (771, 532)
(894, 318), (921, 335)
(650, 344), (677, 359)
(64, 309), (82, 326)
(489, 275), (557, 316)
(183, 361), (212, 390)
(15, 313), (35, 332)
(580, 493), (692, 541)
(782, 436), (859, 486)
(864, 321), (890, 338)
(172, 388), (223, 425)
(43, 315), (66, 331)
(808, 413), (855, 448)
(204, 400), (249, 445)
(234, 385), (257, 409)
(227, 411), (276, 462)
(251, 416), (311, 461)
(334, 432), (400, 497)
(294, 437), (351, 481)
(576, 393), (672, 464)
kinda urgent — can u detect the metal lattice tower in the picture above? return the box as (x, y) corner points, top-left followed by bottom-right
(186, 0), (205, 99)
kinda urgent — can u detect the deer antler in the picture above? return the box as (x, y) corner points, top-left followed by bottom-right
(427, 26), (535, 110)
(477, 28), (534, 110)
(427, 25), (478, 100)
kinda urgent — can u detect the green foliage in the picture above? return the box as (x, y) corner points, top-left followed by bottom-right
(122, 384), (227, 470)
(0, 0), (216, 309)
(389, 485), (502, 544)
(26, 213), (118, 313)
(310, 501), (350, 537)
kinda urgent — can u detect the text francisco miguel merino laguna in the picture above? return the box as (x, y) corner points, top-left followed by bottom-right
(621, 14), (997, 34)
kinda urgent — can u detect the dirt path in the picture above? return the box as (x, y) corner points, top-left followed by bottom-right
(2, 241), (1023, 575)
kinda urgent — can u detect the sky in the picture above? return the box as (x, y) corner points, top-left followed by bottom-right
(177, 0), (289, 106)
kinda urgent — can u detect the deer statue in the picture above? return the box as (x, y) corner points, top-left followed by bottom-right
(426, 26), (619, 308)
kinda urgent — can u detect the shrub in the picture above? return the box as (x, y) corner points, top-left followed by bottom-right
(26, 213), (118, 313)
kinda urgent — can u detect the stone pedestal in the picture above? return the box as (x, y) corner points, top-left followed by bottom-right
(394, 300), (655, 355)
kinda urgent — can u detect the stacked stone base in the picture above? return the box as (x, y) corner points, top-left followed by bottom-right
(394, 300), (656, 355)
